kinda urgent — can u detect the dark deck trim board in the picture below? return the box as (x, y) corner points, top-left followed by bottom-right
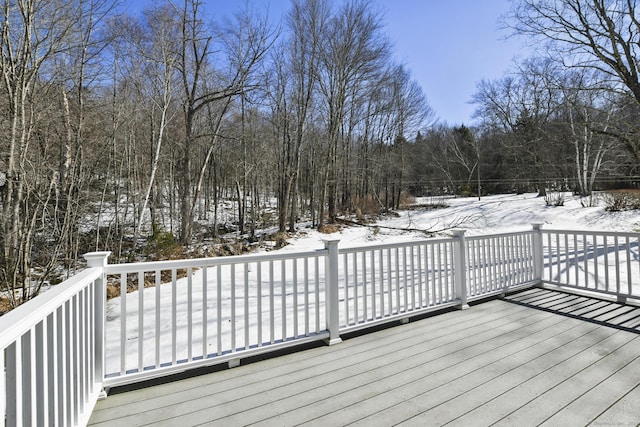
(89, 289), (640, 426)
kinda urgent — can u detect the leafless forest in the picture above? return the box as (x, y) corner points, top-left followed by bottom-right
(2, 0), (640, 307)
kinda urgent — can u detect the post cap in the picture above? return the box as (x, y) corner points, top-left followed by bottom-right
(83, 251), (112, 267)
(322, 238), (341, 243)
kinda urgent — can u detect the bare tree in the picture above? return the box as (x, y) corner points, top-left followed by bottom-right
(505, 0), (640, 159)
(473, 58), (565, 194)
(0, 0), (117, 304)
(271, 0), (329, 233)
(177, 0), (275, 244)
(557, 70), (619, 196)
(385, 64), (435, 207)
(316, 0), (391, 227)
(119, 4), (180, 252)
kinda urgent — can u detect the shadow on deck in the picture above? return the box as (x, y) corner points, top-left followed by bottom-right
(89, 288), (640, 426)
(504, 287), (640, 334)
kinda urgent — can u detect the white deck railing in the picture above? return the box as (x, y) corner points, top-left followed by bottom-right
(335, 229), (539, 334)
(541, 229), (640, 303)
(338, 238), (460, 333)
(101, 247), (330, 385)
(0, 253), (109, 427)
(1, 225), (639, 426)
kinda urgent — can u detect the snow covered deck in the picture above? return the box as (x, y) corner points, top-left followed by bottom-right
(88, 287), (640, 426)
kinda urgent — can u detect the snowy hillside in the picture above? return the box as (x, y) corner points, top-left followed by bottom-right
(280, 192), (640, 252)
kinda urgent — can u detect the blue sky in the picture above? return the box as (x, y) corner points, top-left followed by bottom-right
(377, 0), (527, 126)
(124, 0), (528, 126)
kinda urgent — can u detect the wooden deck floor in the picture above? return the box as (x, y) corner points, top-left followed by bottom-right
(88, 288), (640, 426)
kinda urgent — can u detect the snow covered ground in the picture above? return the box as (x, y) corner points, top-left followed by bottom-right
(280, 192), (640, 251)
(104, 192), (640, 377)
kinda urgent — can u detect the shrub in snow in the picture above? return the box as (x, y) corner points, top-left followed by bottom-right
(604, 190), (640, 211)
(544, 192), (565, 207)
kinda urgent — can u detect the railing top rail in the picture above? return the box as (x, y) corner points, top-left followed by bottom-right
(466, 230), (536, 241)
(103, 248), (329, 275)
(0, 267), (102, 349)
(338, 236), (456, 254)
(541, 228), (640, 238)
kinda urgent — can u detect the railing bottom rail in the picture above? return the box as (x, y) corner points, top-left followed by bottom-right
(102, 331), (330, 389)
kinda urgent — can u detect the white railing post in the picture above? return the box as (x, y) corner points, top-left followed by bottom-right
(452, 230), (470, 310)
(323, 239), (342, 345)
(531, 224), (544, 284)
(83, 251), (111, 399)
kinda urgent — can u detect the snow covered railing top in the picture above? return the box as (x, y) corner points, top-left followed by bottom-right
(3, 225), (640, 426)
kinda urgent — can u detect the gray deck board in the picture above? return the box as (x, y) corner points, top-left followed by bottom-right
(442, 329), (636, 426)
(88, 288), (640, 427)
(303, 314), (591, 426)
(221, 311), (567, 426)
(592, 382), (640, 424)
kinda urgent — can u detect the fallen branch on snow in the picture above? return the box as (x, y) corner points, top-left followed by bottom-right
(337, 214), (479, 235)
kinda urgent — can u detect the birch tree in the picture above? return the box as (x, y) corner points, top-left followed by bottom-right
(558, 70), (619, 196)
(0, 0), (115, 303)
(120, 5), (180, 250)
